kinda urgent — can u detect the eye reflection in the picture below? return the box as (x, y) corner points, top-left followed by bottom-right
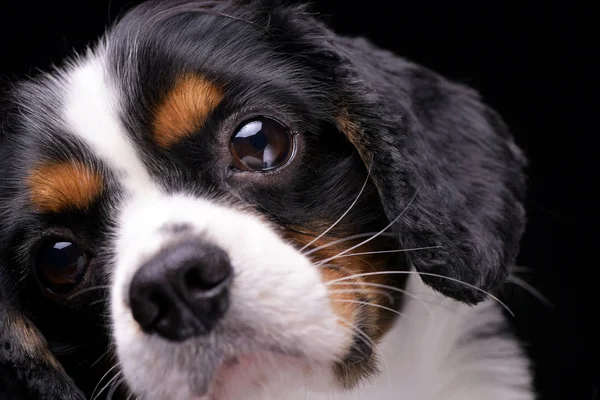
(34, 240), (91, 295)
(230, 117), (294, 171)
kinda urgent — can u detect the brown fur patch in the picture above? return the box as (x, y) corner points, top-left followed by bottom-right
(283, 225), (408, 389)
(28, 162), (104, 214)
(283, 228), (404, 340)
(10, 315), (46, 360)
(335, 111), (374, 169)
(318, 267), (360, 326)
(10, 314), (62, 369)
(152, 74), (224, 148)
(335, 112), (361, 142)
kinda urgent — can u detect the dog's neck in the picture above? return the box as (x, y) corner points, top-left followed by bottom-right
(210, 274), (534, 400)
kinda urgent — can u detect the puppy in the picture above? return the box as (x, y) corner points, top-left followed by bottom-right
(0, 1), (533, 399)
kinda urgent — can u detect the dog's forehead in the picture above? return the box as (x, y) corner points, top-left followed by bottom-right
(103, 3), (337, 126)
(107, 1), (284, 81)
(10, 32), (245, 214)
(6, 3), (341, 221)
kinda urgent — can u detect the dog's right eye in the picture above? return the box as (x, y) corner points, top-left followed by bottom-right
(230, 117), (295, 172)
(34, 240), (91, 295)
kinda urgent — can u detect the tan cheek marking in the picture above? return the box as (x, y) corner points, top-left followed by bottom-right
(152, 74), (224, 148)
(11, 314), (62, 369)
(283, 226), (403, 388)
(28, 162), (104, 214)
(283, 228), (396, 331)
(319, 267), (358, 325)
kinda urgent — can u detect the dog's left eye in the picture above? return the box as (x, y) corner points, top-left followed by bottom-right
(230, 117), (294, 171)
(34, 241), (91, 295)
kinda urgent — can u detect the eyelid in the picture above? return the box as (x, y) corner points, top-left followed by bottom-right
(231, 114), (295, 134)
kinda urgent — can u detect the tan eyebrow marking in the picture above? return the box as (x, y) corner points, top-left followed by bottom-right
(28, 161), (104, 213)
(152, 74), (224, 148)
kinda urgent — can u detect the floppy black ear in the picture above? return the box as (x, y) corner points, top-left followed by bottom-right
(330, 38), (527, 304)
(0, 277), (85, 399)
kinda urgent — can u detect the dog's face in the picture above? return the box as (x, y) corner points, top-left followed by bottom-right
(0, 1), (527, 399)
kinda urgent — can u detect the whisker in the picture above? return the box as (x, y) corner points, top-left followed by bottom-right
(106, 375), (124, 400)
(91, 364), (119, 400)
(300, 169), (371, 252)
(336, 317), (377, 353)
(331, 245), (443, 259)
(126, 392), (139, 400)
(335, 317), (391, 384)
(90, 348), (112, 368)
(326, 270), (515, 317)
(318, 264), (360, 278)
(507, 275), (553, 308)
(93, 371), (122, 400)
(89, 298), (110, 307)
(328, 288), (395, 304)
(303, 232), (396, 257)
(328, 281), (443, 317)
(316, 191), (418, 266)
(67, 285), (110, 300)
(334, 323), (373, 362)
(333, 299), (412, 320)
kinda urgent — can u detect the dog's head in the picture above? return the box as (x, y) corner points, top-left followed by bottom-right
(0, 1), (527, 398)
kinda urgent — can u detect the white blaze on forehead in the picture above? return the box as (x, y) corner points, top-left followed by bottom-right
(62, 50), (159, 197)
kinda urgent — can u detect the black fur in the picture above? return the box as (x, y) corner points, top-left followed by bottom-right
(0, 0), (527, 397)
(331, 37), (528, 303)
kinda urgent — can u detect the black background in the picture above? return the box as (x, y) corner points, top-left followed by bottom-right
(0, 1), (597, 399)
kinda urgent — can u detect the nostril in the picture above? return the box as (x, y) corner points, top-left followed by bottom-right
(183, 267), (214, 292)
(129, 284), (168, 331)
(149, 291), (169, 322)
(182, 259), (232, 295)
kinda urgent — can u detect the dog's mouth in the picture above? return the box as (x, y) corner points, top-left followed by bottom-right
(209, 349), (302, 391)
(113, 292), (347, 400)
(125, 334), (327, 400)
(188, 342), (304, 396)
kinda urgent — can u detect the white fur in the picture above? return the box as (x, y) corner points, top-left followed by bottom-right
(59, 49), (534, 400)
(63, 46), (158, 197)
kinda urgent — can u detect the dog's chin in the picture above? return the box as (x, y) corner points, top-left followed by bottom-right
(206, 350), (335, 399)
(118, 336), (338, 400)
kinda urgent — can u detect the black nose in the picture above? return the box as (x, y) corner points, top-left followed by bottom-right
(129, 240), (233, 341)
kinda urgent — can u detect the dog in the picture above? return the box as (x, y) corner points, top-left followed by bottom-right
(0, 0), (534, 399)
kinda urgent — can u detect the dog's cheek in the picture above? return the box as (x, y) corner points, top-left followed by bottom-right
(319, 267), (359, 333)
(0, 307), (86, 399)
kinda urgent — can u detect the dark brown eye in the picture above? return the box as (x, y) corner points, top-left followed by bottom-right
(34, 241), (91, 295)
(230, 117), (294, 171)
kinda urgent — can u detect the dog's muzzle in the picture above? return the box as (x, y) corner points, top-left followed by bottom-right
(128, 239), (233, 341)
